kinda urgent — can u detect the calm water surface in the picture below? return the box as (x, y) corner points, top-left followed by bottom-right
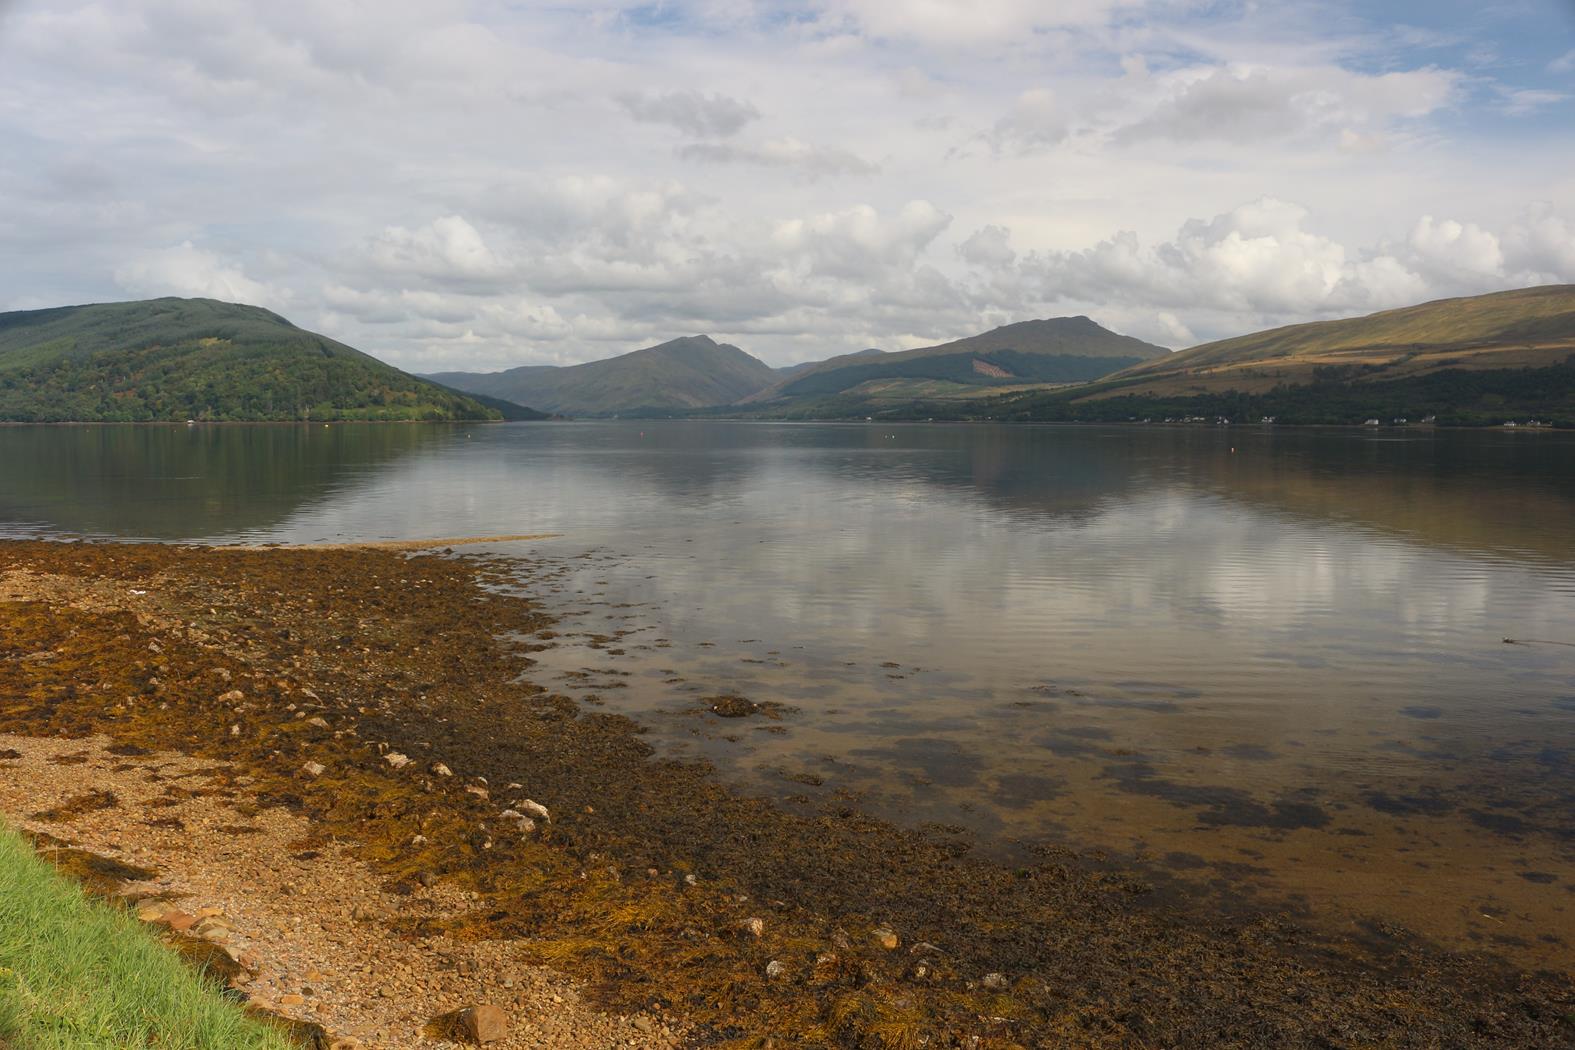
(3, 422), (1573, 967)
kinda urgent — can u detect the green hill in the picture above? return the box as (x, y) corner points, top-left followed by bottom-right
(1104, 284), (1575, 397)
(741, 317), (1169, 412)
(425, 334), (777, 417)
(958, 286), (1575, 426)
(0, 298), (504, 423)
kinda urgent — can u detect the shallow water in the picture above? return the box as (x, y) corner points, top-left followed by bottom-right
(3, 421), (1573, 968)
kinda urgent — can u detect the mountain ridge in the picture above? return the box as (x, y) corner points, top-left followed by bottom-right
(425, 334), (778, 417)
(738, 316), (1171, 411)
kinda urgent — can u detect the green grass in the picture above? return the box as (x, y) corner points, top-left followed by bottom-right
(0, 822), (293, 1050)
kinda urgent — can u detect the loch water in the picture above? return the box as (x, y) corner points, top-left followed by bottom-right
(3, 421), (1572, 968)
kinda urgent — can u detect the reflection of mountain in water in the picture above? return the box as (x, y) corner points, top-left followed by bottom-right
(0, 424), (463, 539)
(542, 423), (1575, 567)
(2, 422), (1572, 569)
(1161, 428), (1575, 565)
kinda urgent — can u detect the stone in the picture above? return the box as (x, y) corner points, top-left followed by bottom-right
(765, 959), (785, 979)
(383, 752), (411, 769)
(498, 810), (536, 834)
(136, 901), (174, 922)
(632, 1016), (656, 1034)
(515, 799), (550, 823)
(981, 972), (1009, 990)
(464, 785), (490, 800)
(279, 993), (306, 1007)
(218, 689), (244, 703)
(301, 760), (326, 778)
(160, 910), (196, 932)
(741, 916), (764, 939)
(306, 717), (330, 729)
(871, 925), (898, 951)
(450, 1003), (509, 1044)
(431, 762), (453, 777)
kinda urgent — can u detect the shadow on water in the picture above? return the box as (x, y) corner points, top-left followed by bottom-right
(0, 423), (463, 539)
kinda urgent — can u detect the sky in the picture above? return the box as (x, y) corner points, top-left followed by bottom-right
(1, 1), (1573, 371)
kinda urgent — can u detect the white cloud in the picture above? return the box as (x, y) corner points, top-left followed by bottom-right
(364, 216), (513, 288)
(820, 0), (1132, 46)
(1496, 87), (1567, 116)
(618, 89), (761, 137)
(956, 199), (1575, 345)
(1113, 63), (1460, 145)
(1502, 203), (1575, 280)
(114, 241), (277, 304)
(677, 137), (878, 177)
(988, 89), (1070, 152)
(1405, 216), (1504, 283)
(773, 201), (952, 279)
(958, 224), (1016, 269)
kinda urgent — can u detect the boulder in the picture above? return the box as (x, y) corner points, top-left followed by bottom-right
(515, 799), (550, 823)
(448, 1004), (508, 1044)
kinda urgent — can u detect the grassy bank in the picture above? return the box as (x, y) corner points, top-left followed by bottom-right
(0, 822), (290, 1050)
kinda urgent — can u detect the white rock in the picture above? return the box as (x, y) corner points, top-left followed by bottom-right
(301, 761), (326, 778)
(383, 752), (411, 769)
(430, 763), (453, 777)
(765, 960), (785, 979)
(515, 799), (550, 823)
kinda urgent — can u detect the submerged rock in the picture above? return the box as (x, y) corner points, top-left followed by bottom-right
(707, 694), (759, 718)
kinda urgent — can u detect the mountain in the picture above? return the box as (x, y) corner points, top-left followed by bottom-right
(425, 334), (777, 417)
(973, 285), (1575, 426)
(1104, 284), (1575, 397)
(0, 297), (505, 423)
(737, 317), (1169, 415)
(773, 347), (885, 380)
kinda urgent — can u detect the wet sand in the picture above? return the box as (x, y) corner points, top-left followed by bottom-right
(0, 539), (1571, 1047)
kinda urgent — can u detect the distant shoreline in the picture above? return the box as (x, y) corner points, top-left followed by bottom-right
(0, 416), (1568, 431)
